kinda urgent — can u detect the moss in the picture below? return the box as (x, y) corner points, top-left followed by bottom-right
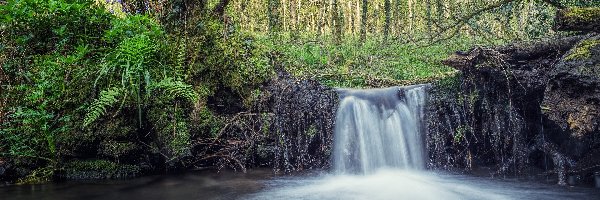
(61, 160), (140, 180)
(454, 125), (468, 143)
(261, 112), (271, 137)
(563, 7), (600, 22)
(565, 39), (600, 60)
(17, 167), (54, 185)
(306, 125), (318, 137)
(99, 140), (138, 159)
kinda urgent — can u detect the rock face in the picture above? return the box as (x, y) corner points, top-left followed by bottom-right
(430, 33), (599, 185)
(192, 70), (338, 173)
(542, 34), (600, 174)
(260, 71), (338, 173)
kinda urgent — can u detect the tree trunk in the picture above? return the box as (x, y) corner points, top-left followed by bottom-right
(360, 0), (367, 42)
(212, 0), (231, 17)
(268, 0), (281, 33)
(332, 0), (342, 44)
(384, 0), (391, 41)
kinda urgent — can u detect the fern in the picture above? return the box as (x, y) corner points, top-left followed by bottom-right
(151, 78), (199, 103)
(175, 40), (187, 81)
(84, 87), (123, 127)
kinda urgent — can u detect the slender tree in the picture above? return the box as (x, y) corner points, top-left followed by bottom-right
(332, 0), (343, 44)
(384, 0), (391, 41)
(268, 0), (281, 33)
(360, 0), (367, 42)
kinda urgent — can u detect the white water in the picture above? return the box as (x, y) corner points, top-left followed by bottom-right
(333, 86), (427, 173)
(245, 85), (599, 200)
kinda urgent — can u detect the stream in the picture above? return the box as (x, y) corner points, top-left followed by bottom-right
(1, 169), (599, 200)
(2, 85), (599, 199)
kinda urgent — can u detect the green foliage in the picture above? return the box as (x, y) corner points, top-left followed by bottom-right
(565, 39), (600, 60)
(84, 87), (123, 127)
(1, 0), (278, 183)
(0, 0), (113, 57)
(104, 14), (164, 44)
(147, 101), (191, 162)
(151, 78), (200, 103)
(193, 107), (223, 138)
(0, 0), (114, 183)
(89, 15), (166, 127)
(262, 34), (490, 88)
(0, 108), (57, 163)
(454, 125), (468, 143)
(17, 166), (55, 184)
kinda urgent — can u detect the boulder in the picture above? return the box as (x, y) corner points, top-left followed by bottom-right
(542, 34), (600, 165)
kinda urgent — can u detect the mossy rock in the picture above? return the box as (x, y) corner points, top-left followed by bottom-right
(565, 38), (600, 61)
(60, 160), (141, 180)
(555, 7), (600, 32)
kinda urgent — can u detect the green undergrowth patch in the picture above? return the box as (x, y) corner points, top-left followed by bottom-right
(259, 33), (504, 88)
(562, 7), (600, 22)
(566, 38), (600, 60)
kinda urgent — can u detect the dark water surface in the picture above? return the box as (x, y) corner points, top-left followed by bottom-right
(1, 169), (599, 200)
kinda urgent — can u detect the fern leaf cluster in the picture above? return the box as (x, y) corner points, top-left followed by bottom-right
(151, 78), (199, 103)
(84, 87), (123, 127)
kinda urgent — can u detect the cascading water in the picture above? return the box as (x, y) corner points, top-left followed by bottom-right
(333, 85), (428, 174)
(246, 85), (600, 200)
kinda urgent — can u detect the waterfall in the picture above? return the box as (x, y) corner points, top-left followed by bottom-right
(333, 85), (428, 174)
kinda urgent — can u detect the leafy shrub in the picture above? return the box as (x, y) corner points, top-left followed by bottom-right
(0, 0), (114, 182)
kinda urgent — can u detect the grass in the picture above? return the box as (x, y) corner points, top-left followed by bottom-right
(256, 33), (506, 88)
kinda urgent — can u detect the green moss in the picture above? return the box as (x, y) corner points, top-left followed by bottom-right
(433, 73), (462, 96)
(306, 125), (318, 137)
(261, 112), (271, 137)
(17, 167), (54, 185)
(563, 7), (600, 22)
(454, 125), (468, 143)
(565, 39), (600, 60)
(62, 160), (140, 180)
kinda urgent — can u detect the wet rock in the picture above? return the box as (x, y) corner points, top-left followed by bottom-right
(253, 70), (338, 173)
(192, 70), (338, 173)
(542, 34), (600, 172)
(0, 159), (6, 178)
(431, 34), (597, 185)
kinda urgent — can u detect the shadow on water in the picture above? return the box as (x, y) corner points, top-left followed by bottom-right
(0, 169), (273, 200)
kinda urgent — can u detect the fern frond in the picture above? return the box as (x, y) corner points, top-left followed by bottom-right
(175, 40), (186, 80)
(84, 87), (123, 127)
(151, 78), (199, 103)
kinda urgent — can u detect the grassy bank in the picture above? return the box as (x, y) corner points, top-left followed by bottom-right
(258, 33), (504, 88)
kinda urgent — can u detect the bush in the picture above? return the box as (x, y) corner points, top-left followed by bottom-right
(0, 0), (114, 183)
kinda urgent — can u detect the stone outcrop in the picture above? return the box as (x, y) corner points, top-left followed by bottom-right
(429, 33), (600, 186)
(542, 34), (600, 175)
